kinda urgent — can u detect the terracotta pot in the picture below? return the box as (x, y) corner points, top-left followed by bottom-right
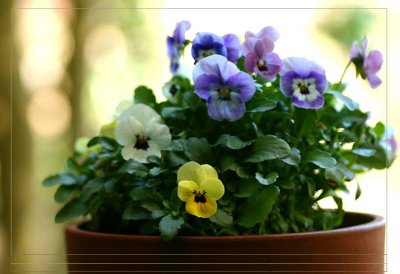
(65, 212), (385, 274)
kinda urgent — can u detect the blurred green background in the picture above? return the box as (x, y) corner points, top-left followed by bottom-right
(1, 1), (399, 273)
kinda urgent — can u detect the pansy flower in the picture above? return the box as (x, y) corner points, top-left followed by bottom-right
(191, 32), (241, 63)
(243, 39), (282, 80)
(350, 36), (383, 89)
(115, 104), (171, 163)
(177, 161), (225, 218)
(193, 55), (256, 121)
(167, 20), (191, 73)
(242, 26), (282, 80)
(280, 57), (328, 109)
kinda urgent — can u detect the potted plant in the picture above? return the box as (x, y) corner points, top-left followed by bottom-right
(43, 21), (396, 273)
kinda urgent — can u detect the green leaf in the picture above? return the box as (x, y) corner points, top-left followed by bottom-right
(234, 179), (262, 198)
(355, 145), (392, 169)
(159, 214), (184, 241)
(151, 210), (166, 219)
(247, 93), (277, 113)
(130, 187), (163, 203)
(161, 107), (188, 119)
(43, 173), (78, 187)
(80, 178), (104, 201)
(351, 148), (376, 157)
(325, 90), (358, 111)
(55, 199), (87, 223)
(355, 181), (362, 200)
(210, 209), (233, 227)
(373, 122), (385, 138)
(134, 86), (156, 107)
(281, 148), (301, 166)
(304, 148), (337, 169)
(255, 172), (279, 186)
(245, 135), (290, 163)
(118, 160), (148, 177)
(183, 138), (213, 164)
(237, 186), (280, 228)
(215, 134), (254, 150)
(54, 185), (76, 203)
(294, 109), (318, 137)
(325, 163), (355, 183)
(122, 204), (150, 220)
(87, 136), (118, 151)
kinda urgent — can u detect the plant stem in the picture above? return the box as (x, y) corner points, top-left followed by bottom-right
(337, 60), (352, 86)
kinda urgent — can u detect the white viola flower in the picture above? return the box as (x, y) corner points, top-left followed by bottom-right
(115, 104), (171, 163)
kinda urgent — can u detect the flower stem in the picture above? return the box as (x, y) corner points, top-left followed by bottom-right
(337, 60), (352, 86)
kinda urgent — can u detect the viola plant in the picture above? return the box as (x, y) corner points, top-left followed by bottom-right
(44, 22), (395, 240)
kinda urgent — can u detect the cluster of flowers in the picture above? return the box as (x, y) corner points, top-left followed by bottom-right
(102, 21), (388, 219)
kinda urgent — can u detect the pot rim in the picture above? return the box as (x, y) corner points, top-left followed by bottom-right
(66, 211), (384, 241)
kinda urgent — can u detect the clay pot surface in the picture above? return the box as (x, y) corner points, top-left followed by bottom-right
(65, 212), (385, 274)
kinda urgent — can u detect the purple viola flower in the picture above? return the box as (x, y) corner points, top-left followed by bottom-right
(280, 57), (328, 109)
(350, 36), (383, 89)
(193, 55), (256, 121)
(167, 20), (191, 73)
(242, 26), (282, 80)
(191, 32), (228, 63)
(244, 39), (282, 80)
(223, 34), (241, 63)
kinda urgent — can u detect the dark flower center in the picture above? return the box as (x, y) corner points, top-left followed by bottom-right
(193, 191), (207, 204)
(218, 87), (231, 101)
(257, 59), (268, 71)
(297, 82), (311, 95)
(169, 84), (179, 96)
(134, 135), (150, 150)
(300, 85), (310, 95)
(199, 49), (215, 58)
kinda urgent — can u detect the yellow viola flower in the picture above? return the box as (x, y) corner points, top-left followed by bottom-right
(177, 161), (225, 218)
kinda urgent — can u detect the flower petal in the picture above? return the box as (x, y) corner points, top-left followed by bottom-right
(364, 50), (383, 74)
(223, 34), (241, 62)
(225, 72), (256, 102)
(207, 93), (245, 122)
(185, 195), (218, 218)
(281, 57), (325, 77)
(178, 180), (199, 201)
(366, 73), (382, 89)
(145, 123), (171, 148)
(120, 104), (163, 125)
(292, 93), (324, 109)
(173, 20), (191, 44)
(193, 55), (239, 83)
(177, 161), (207, 185)
(115, 116), (142, 146)
(194, 74), (223, 100)
(201, 164), (218, 179)
(280, 71), (299, 97)
(201, 178), (224, 200)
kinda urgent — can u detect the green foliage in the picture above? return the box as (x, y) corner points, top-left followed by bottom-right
(237, 186), (280, 228)
(43, 50), (395, 240)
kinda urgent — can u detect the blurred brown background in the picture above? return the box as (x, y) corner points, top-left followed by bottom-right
(1, 1), (399, 273)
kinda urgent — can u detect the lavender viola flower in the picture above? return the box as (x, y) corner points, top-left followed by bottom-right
(350, 36), (383, 89)
(280, 57), (328, 109)
(242, 26), (282, 80)
(167, 20), (191, 73)
(244, 39), (282, 80)
(193, 55), (256, 121)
